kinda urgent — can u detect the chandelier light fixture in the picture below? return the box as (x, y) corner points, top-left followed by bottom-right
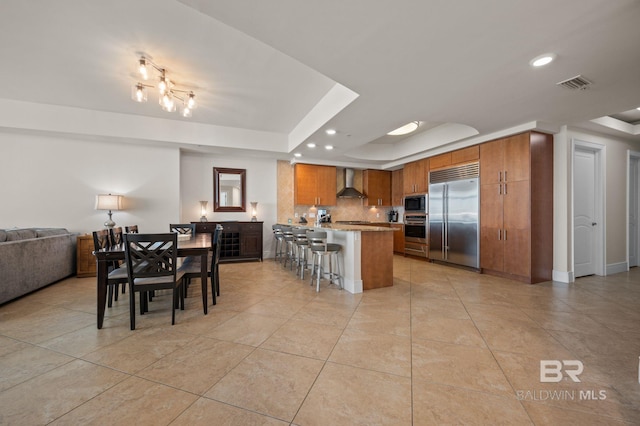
(132, 56), (197, 118)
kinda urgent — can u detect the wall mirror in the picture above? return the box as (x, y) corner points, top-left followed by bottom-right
(214, 167), (246, 212)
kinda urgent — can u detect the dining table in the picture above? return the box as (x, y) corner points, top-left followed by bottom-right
(93, 233), (213, 329)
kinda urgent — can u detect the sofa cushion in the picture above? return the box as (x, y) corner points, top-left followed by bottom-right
(5, 229), (38, 241)
(36, 228), (69, 237)
(0, 230), (6, 242)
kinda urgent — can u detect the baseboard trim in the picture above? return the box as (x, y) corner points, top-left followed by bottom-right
(552, 270), (573, 283)
(606, 262), (628, 276)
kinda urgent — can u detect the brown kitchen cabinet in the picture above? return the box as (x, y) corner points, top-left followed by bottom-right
(403, 158), (429, 195)
(479, 131), (553, 283)
(194, 221), (263, 262)
(430, 146), (480, 171)
(391, 169), (404, 206)
(391, 223), (404, 254)
(294, 163), (337, 206)
(77, 234), (96, 277)
(363, 169), (391, 206)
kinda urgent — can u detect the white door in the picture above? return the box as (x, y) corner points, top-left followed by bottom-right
(574, 148), (598, 277)
(630, 155), (640, 268)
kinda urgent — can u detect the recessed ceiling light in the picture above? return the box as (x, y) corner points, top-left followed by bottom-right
(307, 143), (316, 148)
(530, 53), (556, 67)
(325, 145), (334, 150)
(325, 129), (337, 135)
(637, 106), (640, 111)
(387, 121), (419, 136)
(294, 153), (302, 157)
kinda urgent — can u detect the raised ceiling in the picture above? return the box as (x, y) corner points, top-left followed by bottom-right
(1, 0), (639, 168)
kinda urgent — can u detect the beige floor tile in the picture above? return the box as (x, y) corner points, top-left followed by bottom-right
(82, 327), (197, 374)
(410, 296), (471, 317)
(137, 337), (254, 394)
(0, 359), (127, 425)
(494, 350), (640, 423)
(50, 375), (198, 426)
(173, 397), (288, 425)
(412, 339), (513, 397)
(260, 318), (343, 359)
(0, 305), (95, 343)
(412, 315), (487, 347)
(348, 303), (411, 337)
(290, 300), (355, 328)
(39, 318), (132, 357)
(0, 335), (30, 357)
(0, 344), (74, 392)
(205, 348), (324, 422)
(523, 402), (629, 426)
(474, 318), (575, 357)
(205, 311), (287, 346)
(245, 295), (310, 319)
(1, 257), (638, 424)
(412, 381), (532, 425)
(329, 328), (411, 377)
(521, 308), (615, 335)
(294, 362), (411, 425)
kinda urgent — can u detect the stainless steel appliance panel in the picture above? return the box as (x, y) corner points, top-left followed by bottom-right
(428, 183), (445, 261)
(445, 178), (479, 268)
(428, 176), (479, 269)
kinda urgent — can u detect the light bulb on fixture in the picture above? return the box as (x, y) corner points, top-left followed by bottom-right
(187, 92), (196, 109)
(131, 83), (148, 103)
(158, 75), (168, 95)
(132, 56), (197, 117)
(138, 58), (148, 80)
(160, 92), (175, 112)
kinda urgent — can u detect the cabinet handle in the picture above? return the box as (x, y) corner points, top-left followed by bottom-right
(498, 229), (501, 240)
(504, 229), (507, 240)
(504, 171), (508, 182)
(504, 183), (507, 195)
(498, 184), (502, 195)
(499, 171), (502, 182)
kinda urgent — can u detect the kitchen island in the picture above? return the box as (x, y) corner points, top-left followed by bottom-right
(293, 223), (394, 293)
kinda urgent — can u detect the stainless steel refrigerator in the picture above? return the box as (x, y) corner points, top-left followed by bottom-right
(428, 164), (479, 268)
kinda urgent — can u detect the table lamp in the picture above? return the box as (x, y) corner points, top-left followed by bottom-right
(95, 194), (124, 229)
(199, 200), (208, 222)
(250, 201), (258, 222)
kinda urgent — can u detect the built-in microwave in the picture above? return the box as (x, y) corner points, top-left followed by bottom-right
(404, 194), (428, 213)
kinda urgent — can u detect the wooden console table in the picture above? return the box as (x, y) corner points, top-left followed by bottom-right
(193, 221), (263, 262)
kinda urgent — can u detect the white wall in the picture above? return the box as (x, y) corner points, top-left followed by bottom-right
(0, 131), (181, 233)
(180, 152), (278, 258)
(553, 126), (639, 280)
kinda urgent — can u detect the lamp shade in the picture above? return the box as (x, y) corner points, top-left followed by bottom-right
(95, 194), (123, 211)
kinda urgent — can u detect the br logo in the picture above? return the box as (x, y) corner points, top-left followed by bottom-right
(540, 360), (584, 383)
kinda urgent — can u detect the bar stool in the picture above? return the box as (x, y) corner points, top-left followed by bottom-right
(308, 231), (343, 292)
(281, 226), (295, 269)
(272, 224), (285, 263)
(292, 228), (309, 279)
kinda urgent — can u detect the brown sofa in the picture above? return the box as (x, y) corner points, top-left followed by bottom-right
(0, 228), (77, 305)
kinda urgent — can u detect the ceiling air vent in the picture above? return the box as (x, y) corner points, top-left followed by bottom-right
(556, 75), (592, 90)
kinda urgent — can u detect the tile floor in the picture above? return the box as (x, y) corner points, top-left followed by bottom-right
(1, 256), (639, 425)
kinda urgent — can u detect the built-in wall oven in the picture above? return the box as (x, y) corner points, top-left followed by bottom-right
(404, 213), (428, 258)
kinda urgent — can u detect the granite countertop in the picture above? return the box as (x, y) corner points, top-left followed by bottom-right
(296, 223), (395, 232)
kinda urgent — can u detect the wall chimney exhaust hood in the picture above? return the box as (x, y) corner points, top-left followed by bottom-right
(337, 168), (366, 198)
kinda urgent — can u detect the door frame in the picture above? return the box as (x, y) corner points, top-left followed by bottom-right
(628, 150), (640, 269)
(571, 139), (606, 278)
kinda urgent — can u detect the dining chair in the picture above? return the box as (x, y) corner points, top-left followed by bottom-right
(169, 223), (196, 235)
(178, 224), (223, 304)
(125, 225), (139, 233)
(92, 229), (128, 307)
(108, 227), (127, 297)
(123, 233), (185, 330)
